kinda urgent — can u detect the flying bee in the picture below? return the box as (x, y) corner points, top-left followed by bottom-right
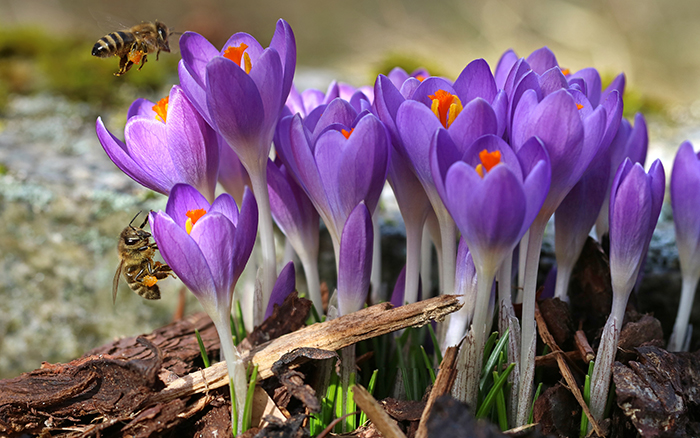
(92, 21), (171, 76)
(113, 212), (174, 303)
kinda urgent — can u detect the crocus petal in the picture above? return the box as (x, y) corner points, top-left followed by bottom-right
(571, 67), (602, 108)
(189, 213), (236, 301)
(411, 77), (456, 108)
(337, 203), (373, 315)
(179, 32), (219, 88)
(127, 98), (156, 119)
(494, 49), (518, 90)
(672, 142), (700, 274)
(288, 115), (332, 215)
(430, 129), (462, 203)
(264, 261), (296, 319)
(220, 32), (264, 63)
(374, 74), (405, 143)
(151, 211), (217, 303)
(447, 98), (499, 151)
(165, 183), (211, 231)
(210, 192), (240, 226)
(247, 48), (284, 132)
(96, 117), (158, 191)
(526, 47), (559, 75)
(166, 86), (219, 200)
(396, 100), (443, 185)
(269, 19), (297, 108)
(312, 98), (357, 144)
(231, 187), (258, 282)
(452, 59), (497, 103)
(179, 60), (212, 126)
(206, 57), (265, 153)
(124, 118), (179, 193)
(538, 67), (568, 97)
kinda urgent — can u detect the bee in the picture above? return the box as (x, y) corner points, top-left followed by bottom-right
(113, 212), (174, 303)
(92, 21), (171, 76)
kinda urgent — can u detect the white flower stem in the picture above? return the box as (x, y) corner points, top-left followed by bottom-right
(299, 251), (322, 315)
(462, 267), (496, 407)
(553, 263), (573, 302)
(370, 210), (383, 303)
(213, 314), (248, 435)
(668, 273), (700, 351)
(589, 295), (626, 423)
(403, 216), (424, 305)
(436, 210), (457, 295)
(421, 221), (434, 296)
(249, 168), (277, 326)
(516, 215), (547, 426)
(516, 230), (530, 303)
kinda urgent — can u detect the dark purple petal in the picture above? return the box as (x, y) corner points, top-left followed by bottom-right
(538, 67), (568, 97)
(311, 98), (357, 143)
(220, 33), (264, 62)
(210, 192), (240, 226)
(218, 138), (251, 205)
(165, 183), (211, 231)
(601, 73), (626, 104)
(264, 261), (296, 319)
(128, 98), (156, 119)
(411, 77), (455, 108)
(462, 134), (522, 180)
(151, 211), (217, 302)
(387, 67), (410, 88)
(429, 128), (461, 203)
(247, 48), (284, 132)
(179, 32), (219, 89)
(189, 213), (236, 301)
(526, 47), (559, 75)
(494, 49), (519, 90)
(337, 203), (373, 315)
(492, 90), (508, 138)
(447, 98), (499, 151)
(374, 74), (405, 144)
(453, 59), (497, 103)
(571, 68), (602, 107)
(599, 90), (623, 156)
(269, 19), (297, 109)
(517, 137), (551, 232)
(231, 187), (258, 282)
(396, 100), (443, 185)
(206, 57), (265, 151)
(672, 142), (700, 264)
(390, 266), (407, 307)
(178, 60), (211, 126)
(625, 113), (648, 166)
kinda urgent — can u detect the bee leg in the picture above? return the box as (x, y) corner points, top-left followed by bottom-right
(137, 54), (148, 71)
(156, 49), (160, 61)
(116, 55), (131, 76)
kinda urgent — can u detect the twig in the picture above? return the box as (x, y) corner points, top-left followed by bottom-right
(353, 385), (406, 438)
(150, 294), (462, 404)
(574, 330), (596, 363)
(535, 350), (581, 367)
(534, 303), (605, 437)
(415, 344), (459, 438)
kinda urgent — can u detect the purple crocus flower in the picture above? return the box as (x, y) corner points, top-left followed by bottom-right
(264, 261), (296, 320)
(377, 59), (507, 300)
(275, 101), (389, 265)
(177, 20), (296, 323)
(267, 158), (321, 312)
(511, 87), (608, 425)
(150, 183), (258, 433)
(337, 202), (374, 316)
(286, 81), (340, 118)
(431, 130), (550, 405)
(589, 158), (665, 423)
(669, 142), (700, 351)
(96, 85), (219, 202)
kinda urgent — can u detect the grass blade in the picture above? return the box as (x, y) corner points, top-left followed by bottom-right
(242, 365), (258, 431)
(480, 329), (509, 391)
(194, 328), (210, 368)
(476, 363), (515, 419)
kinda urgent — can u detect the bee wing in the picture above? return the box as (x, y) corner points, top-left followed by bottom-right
(113, 260), (124, 305)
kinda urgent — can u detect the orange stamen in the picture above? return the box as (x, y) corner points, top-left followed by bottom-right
(185, 208), (207, 234)
(143, 275), (158, 287)
(415, 74), (427, 82)
(428, 90), (463, 128)
(576, 103), (584, 110)
(475, 149), (502, 178)
(341, 128), (354, 139)
(223, 43), (252, 74)
(152, 96), (169, 123)
(561, 68), (570, 76)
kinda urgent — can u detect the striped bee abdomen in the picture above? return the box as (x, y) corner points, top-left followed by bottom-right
(92, 31), (136, 57)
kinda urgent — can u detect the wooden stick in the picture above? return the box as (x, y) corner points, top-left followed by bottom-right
(415, 345), (459, 438)
(150, 294), (461, 404)
(535, 350), (581, 367)
(353, 384), (406, 438)
(574, 330), (596, 363)
(534, 303), (605, 437)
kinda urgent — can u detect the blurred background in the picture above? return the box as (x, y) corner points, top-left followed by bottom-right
(0, 0), (698, 378)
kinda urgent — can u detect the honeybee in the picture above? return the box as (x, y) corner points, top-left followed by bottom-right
(113, 212), (174, 303)
(92, 21), (171, 76)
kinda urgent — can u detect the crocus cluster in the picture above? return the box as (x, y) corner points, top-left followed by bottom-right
(98, 17), (689, 432)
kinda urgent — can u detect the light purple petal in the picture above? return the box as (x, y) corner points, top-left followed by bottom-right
(494, 49), (518, 90)
(526, 47), (559, 75)
(178, 60), (212, 126)
(247, 48), (284, 131)
(127, 98), (156, 119)
(165, 183), (211, 231)
(189, 213), (236, 303)
(123, 117), (178, 193)
(179, 32), (219, 88)
(672, 142), (700, 269)
(231, 187), (258, 282)
(571, 67), (602, 107)
(447, 98), (499, 151)
(269, 19), (297, 108)
(210, 192), (240, 226)
(396, 100), (443, 185)
(453, 58), (497, 103)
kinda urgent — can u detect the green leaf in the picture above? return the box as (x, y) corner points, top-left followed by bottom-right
(420, 346), (436, 384)
(476, 363), (514, 419)
(427, 323), (443, 364)
(529, 382), (543, 424)
(194, 328), (210, 368)
(242, 365), (258, 431)
(480, 329), (509, 391)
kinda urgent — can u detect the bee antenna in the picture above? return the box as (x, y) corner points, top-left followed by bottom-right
(128, 211), (142, 228)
